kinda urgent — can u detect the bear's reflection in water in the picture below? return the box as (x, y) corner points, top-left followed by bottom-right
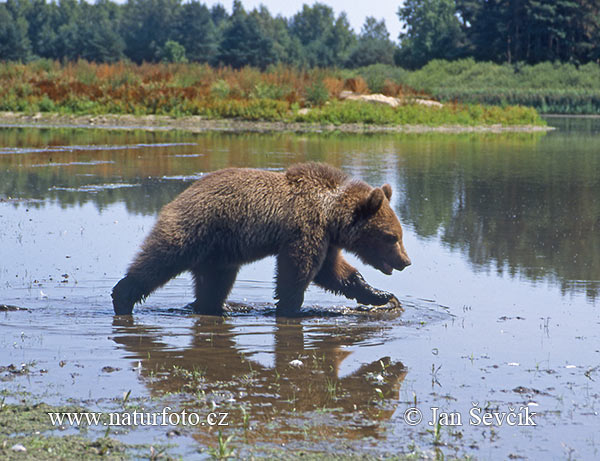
(111, 313), (407, 444)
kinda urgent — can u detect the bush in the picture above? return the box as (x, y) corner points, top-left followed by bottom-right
(304, 80), (329, 107)
(210, 79), (230, 99)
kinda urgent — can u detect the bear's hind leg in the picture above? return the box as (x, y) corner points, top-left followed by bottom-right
(191, 265), (239, 315)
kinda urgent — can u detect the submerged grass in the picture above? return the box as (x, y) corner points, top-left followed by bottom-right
(0, 402), (127, 460)
(0, 400), (170, 460)
(1, 434), (128, 461)
(0, 60), (545, 126)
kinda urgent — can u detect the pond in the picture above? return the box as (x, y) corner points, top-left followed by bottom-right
(1, 118), (599, 459)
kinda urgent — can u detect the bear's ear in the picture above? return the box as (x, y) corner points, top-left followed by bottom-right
(357, 188), (384, 219)
(382, 184), (392, 200)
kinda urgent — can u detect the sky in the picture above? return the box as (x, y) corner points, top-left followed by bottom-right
(203, 0), (404, 43)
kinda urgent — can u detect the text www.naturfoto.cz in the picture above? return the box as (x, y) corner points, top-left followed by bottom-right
(48, 408), (229, 427)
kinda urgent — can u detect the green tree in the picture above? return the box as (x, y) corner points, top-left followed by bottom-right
(44, 0), (85, 60)
(250, 6), (299, 65)
(289, 3), (355, 67)
(572, 0), (600, 62)
(326, 13), (355, 67)
(0, 4), (31, 60)
(157, 40), (187, 62)
(289, 3), (334, 46)
(217, 0), (276, 69)
(396, 0), (465, 69)
(210, 4), (229, 29)
(76, 1), (124, 62)
(347, 17), (396, 67)
(29, 1), (62, 59)
(174, 1), (218, 63)
(120, 0), (181, 63)
(5, 0), (53, 59)
(456, 0), (600, 64)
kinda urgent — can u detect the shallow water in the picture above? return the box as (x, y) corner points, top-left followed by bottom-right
(1, 120), (599, 459)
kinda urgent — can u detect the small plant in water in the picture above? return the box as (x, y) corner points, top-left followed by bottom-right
(122, 389), (132, 406)
(240, 405), (250, 431)
(379, 359), (390, 372)
(431, 364), (442, 388)
(325, 378), (337, 400)
(149, 445), (167, 460)
(209, 430), (235, 459)
(433, 416), (443, 445)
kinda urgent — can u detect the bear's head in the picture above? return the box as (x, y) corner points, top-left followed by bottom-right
(350, 184), (411, 275)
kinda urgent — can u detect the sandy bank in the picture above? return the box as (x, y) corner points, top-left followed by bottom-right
(0, 112), (553, 134)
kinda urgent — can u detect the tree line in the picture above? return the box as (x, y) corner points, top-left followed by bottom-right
(0, 0), (395, 68)
(398, 0), (600, 68)
(1, 0), (599, 69)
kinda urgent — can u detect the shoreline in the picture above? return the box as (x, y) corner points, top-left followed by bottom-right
(0, 112), (553, 134)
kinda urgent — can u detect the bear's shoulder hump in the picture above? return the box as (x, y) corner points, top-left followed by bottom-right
(285, 162), (348, 190)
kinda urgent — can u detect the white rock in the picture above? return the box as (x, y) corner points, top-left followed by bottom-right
(414, 98), (444, 107)
(11, 444), (27, 452)
(339, 91), (443, 108)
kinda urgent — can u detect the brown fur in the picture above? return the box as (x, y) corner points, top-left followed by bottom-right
(112, 162), (411, 316)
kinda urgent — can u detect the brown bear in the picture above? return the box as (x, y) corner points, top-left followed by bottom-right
(112, 162), (411, 316)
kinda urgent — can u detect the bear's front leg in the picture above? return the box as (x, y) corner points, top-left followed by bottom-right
(313, 247), (399, 306)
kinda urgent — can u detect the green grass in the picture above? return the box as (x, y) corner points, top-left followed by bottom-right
(432, 88), (600, 115)
(349, 59), (600, 114)
(295, 100), (544, 126)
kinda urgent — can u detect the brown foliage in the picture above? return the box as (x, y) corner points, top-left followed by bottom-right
(323, 77), (344, 98)
(1, 61), (430, 115)
(344, 77), (369, 94)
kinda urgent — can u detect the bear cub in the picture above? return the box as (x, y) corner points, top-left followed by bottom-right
(112, 162), (411, 316)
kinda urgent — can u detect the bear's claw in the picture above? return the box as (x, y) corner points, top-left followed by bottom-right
(356, 288), (395, 306)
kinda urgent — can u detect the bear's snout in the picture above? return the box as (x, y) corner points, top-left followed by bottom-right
(385, 245), (411, 273)
(388, 255), (410, 273)
(396, 256), (411, 271)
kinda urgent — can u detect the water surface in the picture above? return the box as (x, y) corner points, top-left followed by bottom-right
(1, 120), (598, 459)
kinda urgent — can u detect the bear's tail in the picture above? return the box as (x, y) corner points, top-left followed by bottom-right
(112, 275), (145, 315)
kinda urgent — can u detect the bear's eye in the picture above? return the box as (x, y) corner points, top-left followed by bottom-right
(382, 233), (399, 244)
